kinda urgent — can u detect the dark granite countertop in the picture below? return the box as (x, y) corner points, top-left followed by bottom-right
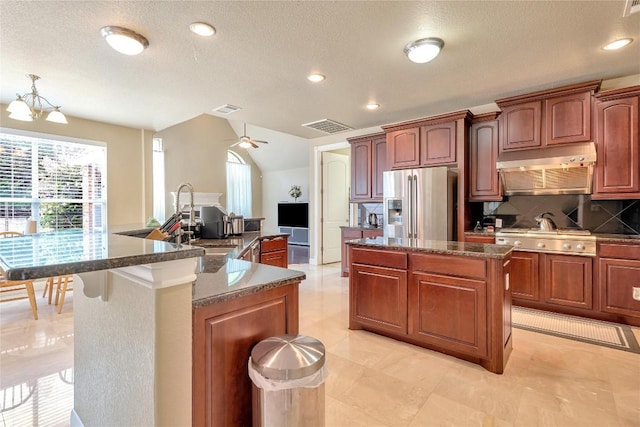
(0, 229), (205, 281)
(594, 234), (640, 244)
(346, 236), (512, 259)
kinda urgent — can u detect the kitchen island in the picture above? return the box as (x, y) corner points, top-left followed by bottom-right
(347, 237), (513, 374)
(0, 228), (304, 426)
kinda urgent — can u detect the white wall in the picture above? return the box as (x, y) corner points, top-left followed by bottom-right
(262, 167), (309, 233)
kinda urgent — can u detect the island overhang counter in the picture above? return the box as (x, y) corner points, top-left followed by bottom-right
(0, 228), (305, 426)
(346, 236), (513, 374)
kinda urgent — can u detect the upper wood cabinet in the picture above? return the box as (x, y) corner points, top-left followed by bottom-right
(348, 132), (387, 202)
(496, 80), (601, 153)
(469, 112), (502, 201)
(383, 110), (471, 170)
(592, 86), (640, 199)
(385, 128), (420, 169)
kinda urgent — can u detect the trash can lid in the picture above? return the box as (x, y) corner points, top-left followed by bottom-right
(251, 334), (326, 380)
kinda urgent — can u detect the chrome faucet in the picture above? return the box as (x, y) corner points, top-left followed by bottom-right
(175, 183), (195, 243)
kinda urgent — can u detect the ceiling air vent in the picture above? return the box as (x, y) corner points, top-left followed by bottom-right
(624, 0), (640, 16)
(302, 119), (353, 134)
(212, 104), (241, 115)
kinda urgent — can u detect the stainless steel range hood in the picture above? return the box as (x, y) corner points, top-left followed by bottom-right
(496, 142), (596, 196)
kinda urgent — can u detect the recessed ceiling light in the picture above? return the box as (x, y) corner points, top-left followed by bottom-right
(366, 103), (380, 110)
(100, 26), (149, 55)
(190, 22), (216, 37)
(307, 73), (325, 83)
(603, 38), (633, 50)
(404, 37), (444, 63)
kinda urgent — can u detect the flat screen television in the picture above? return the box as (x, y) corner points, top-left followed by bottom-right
(278, 202), (309, 228)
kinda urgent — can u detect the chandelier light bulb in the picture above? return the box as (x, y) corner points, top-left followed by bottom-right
(404, 38), (444, 63)
(101, 26), (149, 55)
(46, 108), (68, 124)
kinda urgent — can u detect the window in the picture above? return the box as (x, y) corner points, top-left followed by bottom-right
(226, 151), (252, 217)
(0, 130), (106, 232)
(152, 138), (165, 222)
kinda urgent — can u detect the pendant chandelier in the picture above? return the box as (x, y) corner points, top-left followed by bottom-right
(6, 74), (68, 124)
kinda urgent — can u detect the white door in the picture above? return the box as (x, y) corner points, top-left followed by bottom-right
(321, 151), (350, 264)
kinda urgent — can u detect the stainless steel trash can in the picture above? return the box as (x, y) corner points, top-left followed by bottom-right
(249, 334), (327, 426)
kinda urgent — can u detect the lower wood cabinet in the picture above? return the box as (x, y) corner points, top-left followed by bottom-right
(192, 283), (299, 426)
(463, 233), (495, 244)
(542, 254), (592, 310)
(260, 236), (288, 268)
(599, 243), (640, 319)
(510, 251), (539, 301)
(349, 245), (511, 374)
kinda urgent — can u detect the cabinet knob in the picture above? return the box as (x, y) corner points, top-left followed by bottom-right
(562, 243), (571, 250)
(576, 244), (584, 250)
(514, 240), (522, 247)
(537, 242), (546, 248)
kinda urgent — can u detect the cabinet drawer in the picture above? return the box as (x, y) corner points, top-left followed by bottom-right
(261, 237), (287, 252)
(362, 229), (383, 238)
(351, 247), (407, 269)
(410, 253), (487, 279)
(599, 243), (640, 260)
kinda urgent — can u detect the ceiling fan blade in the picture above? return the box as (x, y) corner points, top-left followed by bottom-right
(249, 141), (259, 148)
(252, 139), (269, 144)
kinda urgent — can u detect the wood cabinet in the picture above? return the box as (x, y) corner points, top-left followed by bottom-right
(496, 80), (601, 153)
(350, 248), (408, 336)
(385, 127), (421, 169)
(598, 243), (640, 319)
(348, 244), (512, 374)
(409, 253), (488, 357)
(420, 121), (456, 165)
(593, 86), (640, 199)
(260, 236), (288, 268)
(463, 233), (495, 244)
(341, 227), (383, 277)
(192, 282), (299, 426)
(383, 110), (471, 170)
(510, 251), (539, 301)
(348, 133), (387, 201)
(542, 254), (593, 310)
(469, 113), (502, 201)
(545, 91), (592, 145)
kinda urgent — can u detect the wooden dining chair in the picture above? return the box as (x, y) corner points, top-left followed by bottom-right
(0, 231), (38, 320)
(43, 274), (73, 314)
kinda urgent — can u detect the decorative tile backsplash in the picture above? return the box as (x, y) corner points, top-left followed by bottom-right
(478, 195), (640, 235)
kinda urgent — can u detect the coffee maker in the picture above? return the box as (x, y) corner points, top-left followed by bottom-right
(200, 206), (228, 239)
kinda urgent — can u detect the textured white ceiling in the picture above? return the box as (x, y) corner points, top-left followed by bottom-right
(1, 1), (639, 142)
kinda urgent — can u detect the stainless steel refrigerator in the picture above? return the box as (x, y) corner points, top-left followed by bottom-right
(383, 167), (457, 240)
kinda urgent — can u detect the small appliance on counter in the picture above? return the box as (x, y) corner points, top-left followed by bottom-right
(368, 213), (378, 228)
(200, 206), (228, 239)
(225, 213), (244, 236)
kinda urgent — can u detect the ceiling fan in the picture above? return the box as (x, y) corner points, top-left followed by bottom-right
(228, 123), (269, 149)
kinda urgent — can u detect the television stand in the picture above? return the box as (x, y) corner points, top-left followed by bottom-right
(278, 226), (309, 246)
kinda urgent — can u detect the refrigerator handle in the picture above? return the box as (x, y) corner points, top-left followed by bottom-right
(412, 173), (418, 239)
(407, 174), (413, 238)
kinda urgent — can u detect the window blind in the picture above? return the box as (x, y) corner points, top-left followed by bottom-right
(0, 132), (106, 232)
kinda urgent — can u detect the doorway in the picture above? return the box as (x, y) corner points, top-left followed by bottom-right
(321, 151), (350, 264)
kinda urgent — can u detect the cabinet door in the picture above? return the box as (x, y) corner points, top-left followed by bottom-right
(545, 91), (592, 145)
(192, 284), (298, 427)
(510, 252), (540, 302)
(350, 263), (407, 335)
(372, 136), (388, 200)
(593, 95), (640, 198)
(261, 249), (287, 268)
(387, 128), (420, 169)
(542, 254), (593, 309)
(420, 122), (456, 165)
(500, 101), (542, 151)
(341, 229), (363, 277)
(350, 139), (372, 200)
(599, 258), (640, 318)
(469, 120), (501, 200)
(409, 271), (487, 357)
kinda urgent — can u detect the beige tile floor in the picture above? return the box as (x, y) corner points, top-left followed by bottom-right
(1, 263), (639, 426)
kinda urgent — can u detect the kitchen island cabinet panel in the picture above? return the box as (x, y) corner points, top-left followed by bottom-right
(542, 254), (593, 310)
(349, 263), (408, 335)
(341, 228), (383, 276)
(593, 90), (640, 199)
(260, 236), (288, 268)
(409, 271), (487, 357)
(193, 283), (299, 427)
